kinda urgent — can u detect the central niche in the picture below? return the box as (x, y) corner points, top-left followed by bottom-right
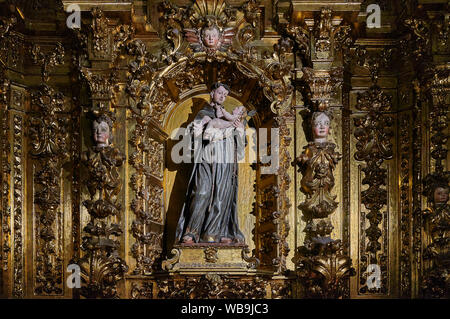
(163, 90), (257, 253)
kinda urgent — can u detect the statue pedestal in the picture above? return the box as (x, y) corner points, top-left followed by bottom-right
(162, 243), (259, 275)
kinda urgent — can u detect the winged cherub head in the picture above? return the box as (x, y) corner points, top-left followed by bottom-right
(185, 24), (234, 53)
(201, 25), (221, 49)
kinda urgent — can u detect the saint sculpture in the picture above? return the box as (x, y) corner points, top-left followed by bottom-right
(176, 82), (247, 244)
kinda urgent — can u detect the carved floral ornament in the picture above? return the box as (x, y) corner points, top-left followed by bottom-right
(295, 110), (354, 298)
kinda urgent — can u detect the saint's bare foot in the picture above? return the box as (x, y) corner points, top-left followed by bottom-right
(220, 237), (232, 244)
(182, 235), (194, 244)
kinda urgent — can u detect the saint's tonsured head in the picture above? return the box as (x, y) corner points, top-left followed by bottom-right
(210, 82), (230, 106)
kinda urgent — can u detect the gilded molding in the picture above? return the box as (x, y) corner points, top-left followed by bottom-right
(0, 88), (10, 273)
(204, 247), (219, 263)
(272, 115), (291, 274)
(0, 14), (14, 287)
(412, 80), (423, 295)
(12, 114), (24, 298)
(399, 113), (412, 298)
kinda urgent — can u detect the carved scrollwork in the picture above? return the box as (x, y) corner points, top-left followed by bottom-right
(272, 116), (291, 274)
(242, 246), (260, 269)
(156, 274), (267, 299)
(0, 14), (14, 274)
(285, 21), (310, 58)
(241, 0), (261, 28)
(12, 115), (24, 298)
(31, 43), (64, 83)
(162, 248), (181, 271)
(127, 59), (165, 273)
(295, 240), (355, 298)
(77, 114), (128, 298)
(87, 8), (133, 61)
(29, 83), (69, 295)
(204, 247), (219, 263)
(125, 1), (293, 277)
(0, 16), (16, 38)
(155, 0), (293, 117)
(315, 8), (332, 58)
(354, 83), (393, 295)
(0, 104), (10, 273)
(404, 17), (431, 61)
(302, 67), (343, 111)
(295, 109), (354, 298)
(354, 46), (395, 85)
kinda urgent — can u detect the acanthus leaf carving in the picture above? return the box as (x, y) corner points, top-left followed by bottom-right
(354, 81), (393, 294)
(77, 113), (128, 298)
(29, 83), (69, 295)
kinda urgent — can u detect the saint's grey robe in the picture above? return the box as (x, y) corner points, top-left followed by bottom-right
(175, 104), (246, 243)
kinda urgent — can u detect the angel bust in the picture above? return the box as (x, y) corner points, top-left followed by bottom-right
(185, 24), (234, 54)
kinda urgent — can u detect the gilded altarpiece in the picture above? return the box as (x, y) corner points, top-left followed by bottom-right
(0, 0), (448, 299)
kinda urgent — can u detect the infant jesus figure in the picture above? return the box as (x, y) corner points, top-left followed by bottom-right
(201, 105), (247, 141)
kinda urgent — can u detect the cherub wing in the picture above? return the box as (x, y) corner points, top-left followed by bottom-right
(184, 28), (201, 45)
(221, 27), (235, 46)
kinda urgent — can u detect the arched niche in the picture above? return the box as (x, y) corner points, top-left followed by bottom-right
(127, 44), (293, 274)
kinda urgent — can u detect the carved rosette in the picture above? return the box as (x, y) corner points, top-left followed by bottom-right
(0, 94), (10, 273)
